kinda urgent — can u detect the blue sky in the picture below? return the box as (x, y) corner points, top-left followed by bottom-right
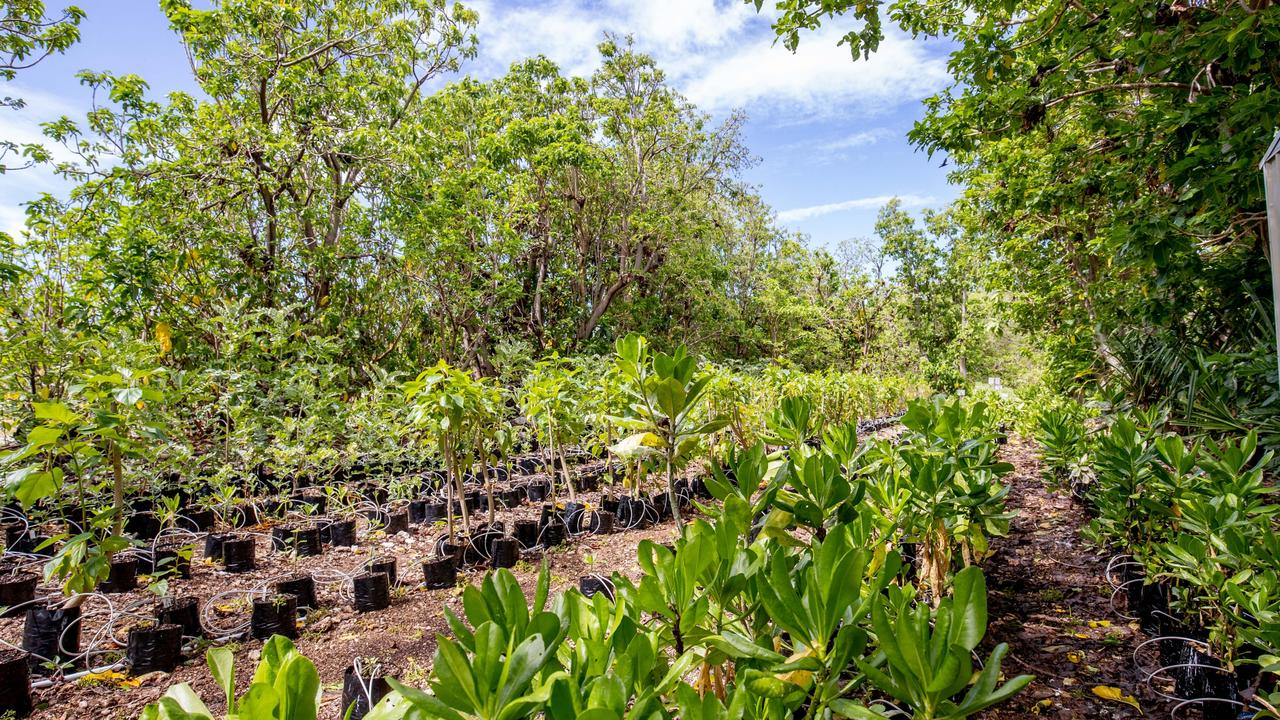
(1, 0), (958, 248)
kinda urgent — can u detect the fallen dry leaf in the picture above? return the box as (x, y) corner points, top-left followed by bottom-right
(1092, 685), (1142, 713)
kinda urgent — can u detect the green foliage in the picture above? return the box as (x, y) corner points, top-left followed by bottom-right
(858, 566), (1032, 719)
(612, 334), (728, 525)
(139, 636), (320, 720)
(0, 0), (84, 172)
(134, 390), (1029, 720)
(406, 360), (498, 537)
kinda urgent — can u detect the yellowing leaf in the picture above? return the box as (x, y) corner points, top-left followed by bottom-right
(1032, 699), (1052, 714)
(1092, 685), (1142, 713)
(1088, 620), (1112, 628)
(81, 670), (142, 688)
(156, 322), (172, 355)
(1067, 650), (1084, 663)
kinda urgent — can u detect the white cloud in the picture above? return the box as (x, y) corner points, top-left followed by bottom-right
(465, 1), (949, 120)
(0, 84), (83, 238)
(816, 128), (893, 151)
(681, 28), (948, 117)
(777, 193), (935, 222)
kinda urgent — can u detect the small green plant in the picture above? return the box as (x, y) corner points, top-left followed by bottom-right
(856, 566), (1033, 720)
(612, 334), (727, 528)
(139, 635), (319, 720)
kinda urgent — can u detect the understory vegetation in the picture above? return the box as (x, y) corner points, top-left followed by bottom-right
(1, 0), (1279, 719)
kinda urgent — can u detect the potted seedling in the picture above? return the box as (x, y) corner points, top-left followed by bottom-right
(250, 592), (298, 640)
(612, 335), (727, 531)
(3, 366), (167, 602)
(320, 484), (362, 546)
(520, 355), (584, 503)
(405, 361), (491, 547)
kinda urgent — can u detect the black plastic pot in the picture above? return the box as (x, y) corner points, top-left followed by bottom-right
(204, 532), (232, 561)
(151, 545), (193, 579)
(324, 518), (357, 547)
(231, 502), (259, 528)
(541, 519), (565, 547)
(502, 487), (524, 508)
(276, 574), (318, 610)
(270, 525), (289, 551)
(23, 535), (55, 557)
(1137, 581), (1168, 636)
(342, 665), (392, 720)
(127, 623), (184, 674)
(1122, 562), (1144, 613)
(526, 481), (549, 502)
(579, 575), (615, 601)
(422, 557), (457, 589)
(514, 519), (539, 548)
(273, 524), (323, 556)
(650, 493), (671, 522)
(420, 501), (446, 523)
(563, 502), (586, 534)
(156, 596), (203, 639)
(601, 495), (620, 515)
(490, 538), (519, 569)
(125, 512), (162, 541)
(369, 557), (398, 587)
(383, 509), (409, 535)
(408, 499), (430, 524)
(3, 520), (25, 549)
(586, 511), (614, 535)
(0, 648), (33, 718)
(292, 524), (323, 557)
(438, 539), (468, 565)
(1179, 648), (1240, 720)
(251, 594), (298, 640)
(221, 535), (257, 573)
(99, 556), (139, 593)
(23, 603), (81, 672)
(616, 497), (652, 529)
(351, 572), (390, 613)
(460, 540), (486, 568)
(361, 485), (390, 506)
(672, 480), (693, 508)
(289, 493), (326, 515)
(615, 497), (635, 528)
(0, 571), (38, 618)
(180, 507), (215, 532)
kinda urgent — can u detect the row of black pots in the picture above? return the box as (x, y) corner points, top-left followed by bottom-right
(205, 533), (258, 572)
(123, 506), (216, 541)
(4, 531), (197, 590)
(1125, 571), (1259, 719)
(14, 594), (201, 680)
(5, 451), (628, 547)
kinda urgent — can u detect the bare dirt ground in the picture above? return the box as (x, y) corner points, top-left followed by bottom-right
(5, 437), (1180, 720)
(977, 438), (1177, 719)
